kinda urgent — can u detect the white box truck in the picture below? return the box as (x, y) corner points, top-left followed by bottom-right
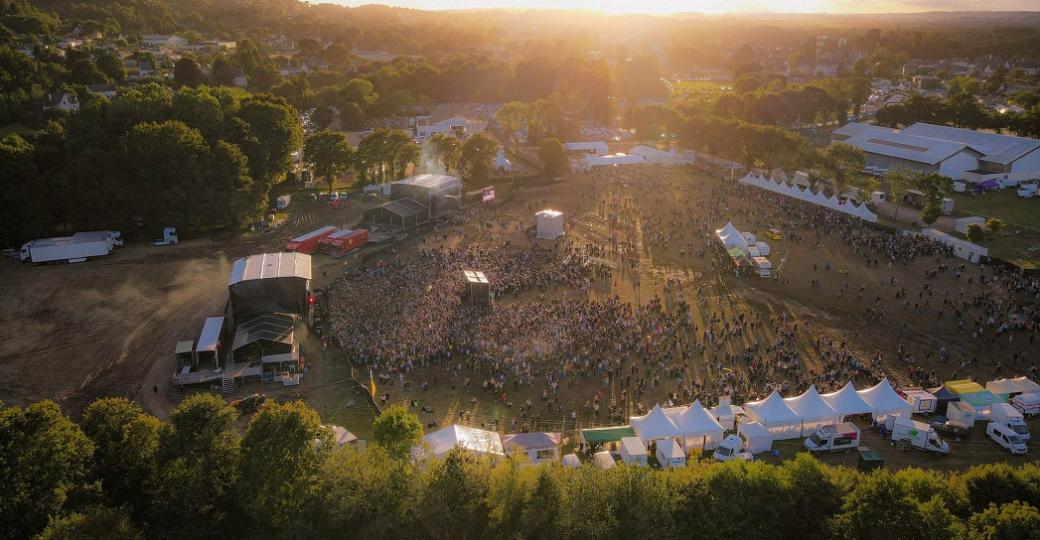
(989, 403), (1030, 441)
(19, 236), (111, 263)
(73, 231), (123, 249)
(1012, 392), (1040, 416)
(891, 418), (950, 454)
(804, 422), (861, 452)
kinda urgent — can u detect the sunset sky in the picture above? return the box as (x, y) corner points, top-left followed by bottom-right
(327, 0), (1040, 14)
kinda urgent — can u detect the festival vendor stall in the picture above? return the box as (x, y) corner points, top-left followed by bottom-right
(857, 378), (913, 422)
(665, 400), (726, 451)
(821, 382), (875, 421)
(630, 404), (681, 446)
(784, 385), (841, 437)
(743, 390), (803, 440)
(986, 377), (1040, 399)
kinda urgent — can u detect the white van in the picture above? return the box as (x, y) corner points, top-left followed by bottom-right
(986, 422), (1027, 455)
(713, 434), (753, 462)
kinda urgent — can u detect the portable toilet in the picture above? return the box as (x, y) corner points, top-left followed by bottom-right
(619, 436), (648, 466)
(941, 197), (954, 215)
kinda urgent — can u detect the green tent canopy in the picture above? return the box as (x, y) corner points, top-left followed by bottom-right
(580, 426), (636, 445)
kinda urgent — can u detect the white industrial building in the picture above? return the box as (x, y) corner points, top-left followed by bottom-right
(833, 122), (1040, 183)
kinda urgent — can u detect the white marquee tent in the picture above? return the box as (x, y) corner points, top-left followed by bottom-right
(716, 222), (750, 255)
(665, 400), (725, 451)
(743, 390), (803, 440)
(784, 385), (841, 437)
(857, 378), (913, 421)
(630, 404), (680, 444)
(985, 377), (1040, 397)
(415, 424), (504, 459)
(738, 172), (878, 223)
(821, 381), (875, 420)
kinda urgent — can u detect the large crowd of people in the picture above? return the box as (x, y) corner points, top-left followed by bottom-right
(319, 164), (1038, 432)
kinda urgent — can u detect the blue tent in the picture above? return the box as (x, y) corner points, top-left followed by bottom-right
(928, 386), (961, 415)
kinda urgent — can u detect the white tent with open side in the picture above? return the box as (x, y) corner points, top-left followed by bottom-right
(986, 377), (1040, 398)
(821, 381), (875, 421)
(784, 385), (841, 437)
(858, 378), (913, 421)
(630, 404), (680, 444)
(743, 390), (803, 440)
(737, 421), (773, 454)
(667, 400), (725, 451)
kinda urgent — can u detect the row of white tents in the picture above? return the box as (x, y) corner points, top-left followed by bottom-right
(628, 378), (914, 450)
(738, 172), (879, 223)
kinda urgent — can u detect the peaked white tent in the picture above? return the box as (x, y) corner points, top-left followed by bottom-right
(857, 378), (913, 421)
(784, 385), (841, 437)
(666, 400), (725, 451)
(716, 222), (750, 255)
(630, 404), (680, 445)
(821, 382), (875, 421)
(743, 390), (803, 440)
(561, 453), (581, 468)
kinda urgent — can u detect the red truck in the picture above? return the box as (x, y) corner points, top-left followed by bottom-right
(318, 228), (369, 258)
(286, 225), (337, 254)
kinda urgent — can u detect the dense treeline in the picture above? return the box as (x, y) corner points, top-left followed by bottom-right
(2, 397), (1039, 540)
(0, 82), (301, 246)
(625, 103), (816, 172)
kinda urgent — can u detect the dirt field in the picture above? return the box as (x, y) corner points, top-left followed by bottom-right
(2, 166), (1038, 469)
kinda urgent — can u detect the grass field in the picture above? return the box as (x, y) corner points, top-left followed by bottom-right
(950, 190), (1040, 229)
(949, 190), (1040, 262)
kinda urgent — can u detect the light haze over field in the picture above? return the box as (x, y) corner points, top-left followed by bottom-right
(326, 0), (1040, 14)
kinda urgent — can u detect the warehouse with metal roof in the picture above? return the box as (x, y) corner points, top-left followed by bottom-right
(833, 123), (982, 179)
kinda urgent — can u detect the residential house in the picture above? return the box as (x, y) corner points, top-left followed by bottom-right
(43, 92), (80, 113)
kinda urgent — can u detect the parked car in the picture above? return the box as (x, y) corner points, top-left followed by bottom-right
(986, 422), (1027, 455)
(930, 419), (972, 440)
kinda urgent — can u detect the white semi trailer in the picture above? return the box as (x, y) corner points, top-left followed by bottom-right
(19, 236), (112, 263)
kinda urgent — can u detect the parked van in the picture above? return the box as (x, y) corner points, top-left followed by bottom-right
(713, 434), (753, 462)
(989, 403), (1030, 441)
(804, 423), (861, 452)
(986, 422), (1027, 455)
